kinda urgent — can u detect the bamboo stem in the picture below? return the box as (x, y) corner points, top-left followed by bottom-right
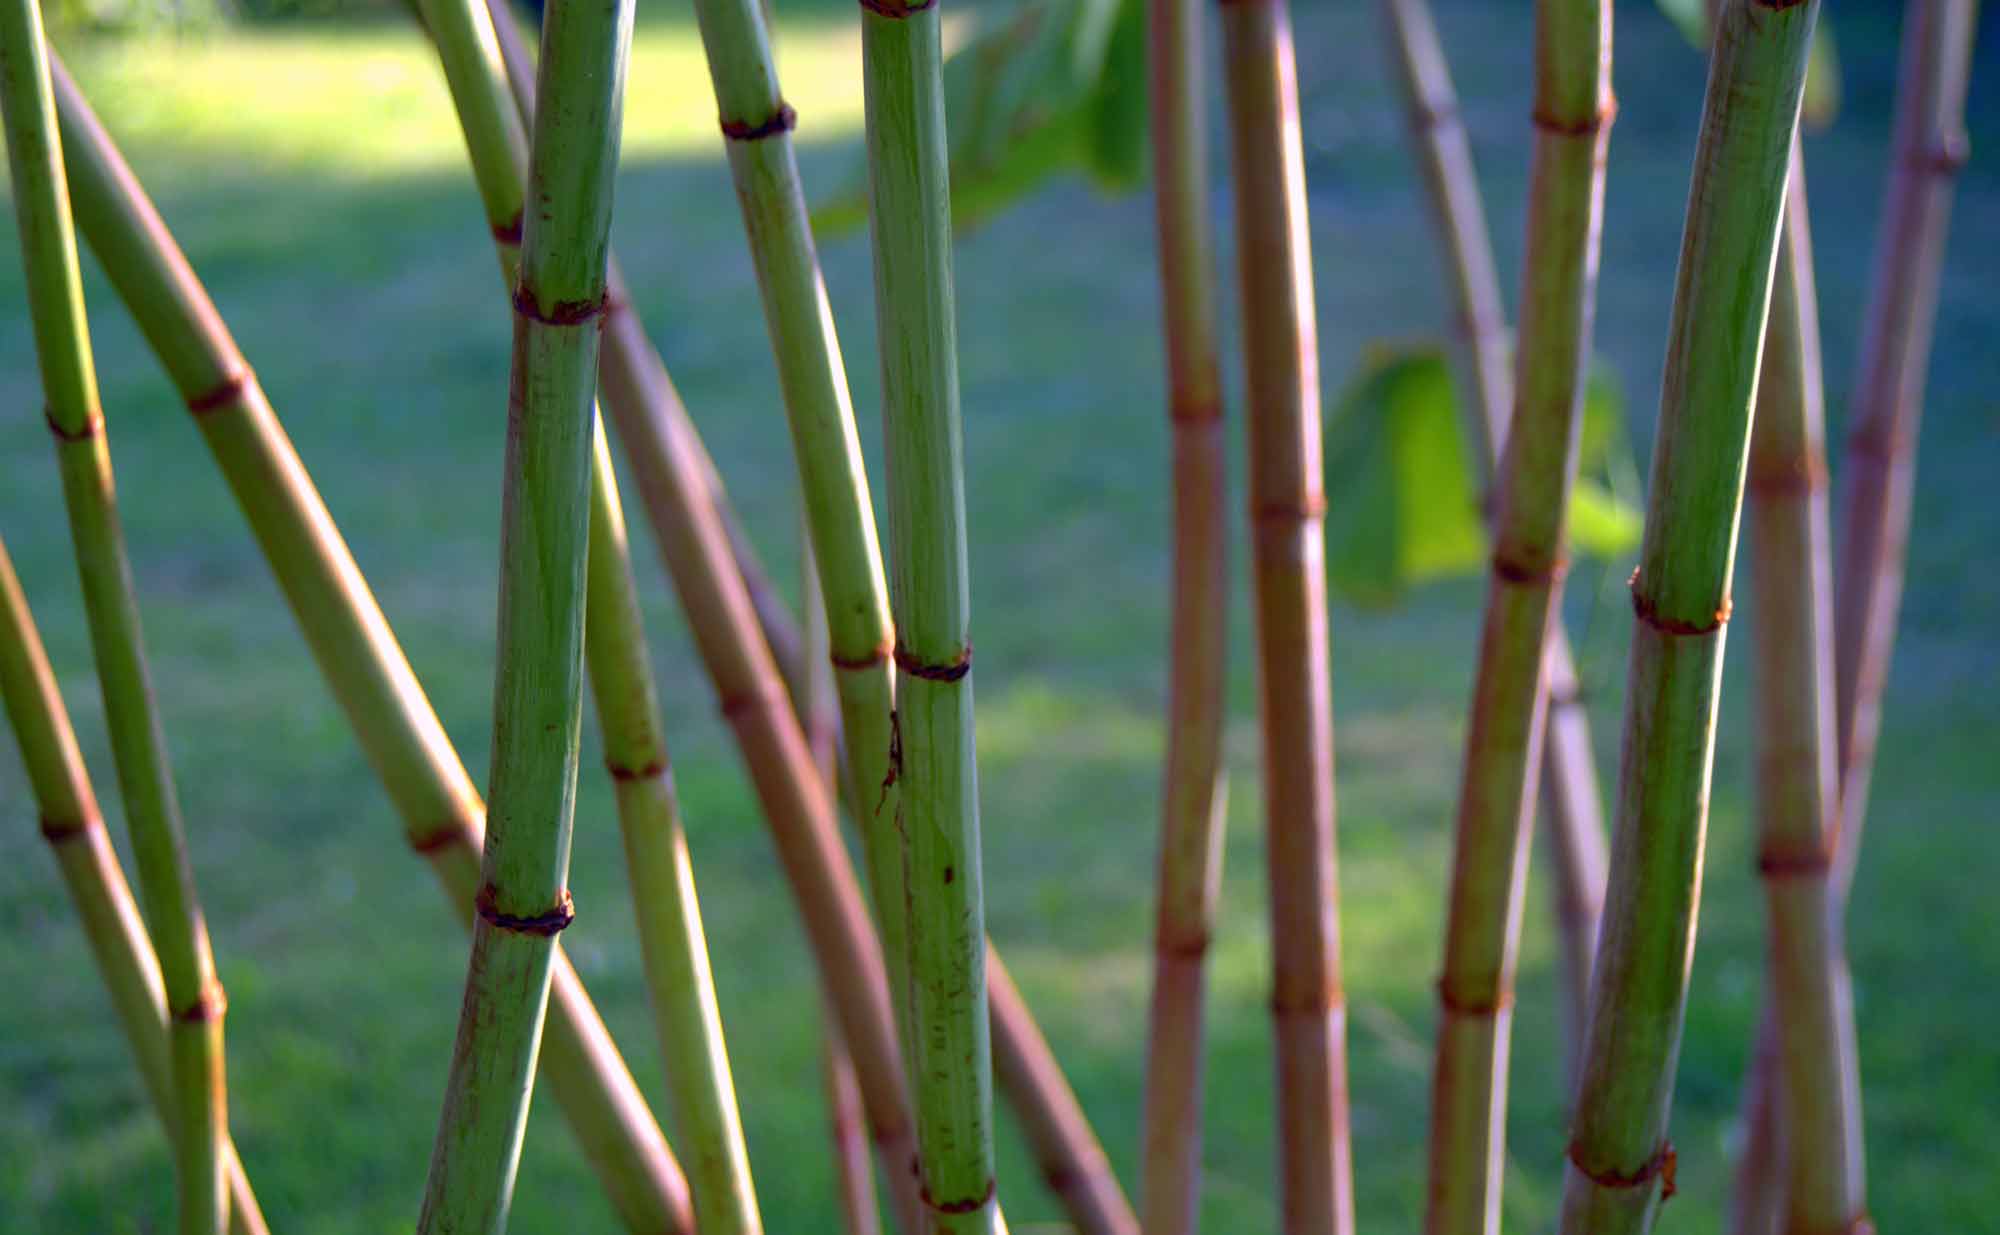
(1424, 0), (1613, 1228)
(417, 0), (634, 1223)
(1558, 3), (1818, 1230)
(860, 3), (1000, 1230)
(586, 430), (765, 1234)
(0, 12), (227, 1230)
(1741, 153), (1867, 1235)
(1830, 0), (1977, 900)
(413, 0), (761, 1226)
(1378, 0), (1611, 1069)
(0, 539), (267, 1235)
(48, 59), (694, 1234)
(476, 4), (926, 1226)
(1139, 1), (1230, 1231)
(1217, 3), (1352, 1231)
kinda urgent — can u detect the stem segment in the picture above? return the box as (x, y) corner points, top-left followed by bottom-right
(1139, 1), (1230, 1231)
(860, 3), (999, 1230)
(417, 0), (635, 1225)
(1218, 3), (1353, 1231)
(49, 57), (692, 1235)
(1424, 2), (1613, 1231)
(0, 13), (227, 1230)
(0, 539), (267, 1235)
(1558, 2), (1818, 1230)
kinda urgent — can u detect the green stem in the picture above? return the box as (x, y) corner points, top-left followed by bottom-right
(1138, 2), (1229, 1232)
(475, 4), (929, 1226)
(417, 0), (635, 1224)
(415, 1), (761, 1227)
(0, 11), (226, 1230)
(1378, 0), (1611, 1072)
(1559, 2), (1818, 1229)
(49, 57), (693, 1234)
(1830, 0), (1977, 900)
(1424, 0), (1613, 1230)
(0, 538), (267, 1235)
(1218, 2), (1353, 1230)
(860, 3), (998, 1230)
(1741, 152), (1867, 1235)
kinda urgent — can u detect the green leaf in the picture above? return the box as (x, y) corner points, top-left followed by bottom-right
(1084, 0), (1148, 190)
(1653, 0), (1708, 48)
(1325, 347), (1487, 606)
(1802, 18), (1840, 130)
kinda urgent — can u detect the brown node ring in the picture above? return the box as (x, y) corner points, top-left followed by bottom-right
(1251, 494), (1328, 527)
(491, 212), (524, 246)
(894, 641), (972, 683)
(511, 284), (608, 327)
(858, 0), (935, 16)
(920, 1177), (996, 1215)
(186, 371), (250, 416)
(476, 884), (576, 937)
(1437, 979), (1515, 1017)
(175, 979), (229, 1024)
(409, 825), (468, 856)
(720, 103), (797, 143)
(38, 812), (101, 843)
(1756, 848), (1832, 879)
(45, 405), (103, 442)
(719, 687), (784, 724)
(1629, 569), (1730, 636)
(1493, 551), (1569, 586)
(607, 756), (667, 783)
(830, 638), (892, 672)
(1567, 1138), (1676, 1200)
(1532, 94), (1618, 138)
(1270, 983), (1346, 1019)
(1746, 452), (1829, 497)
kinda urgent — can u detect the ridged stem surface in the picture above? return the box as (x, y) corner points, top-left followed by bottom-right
(0, 15), (226, 1230)
(1558, 3), (1818, 1230)
(0, 539), (266, 1235)
(417, 0), (635, 1224)
(861, 3), (999, 1229)
(1379, 0), (1611, 1065)
(1218, 3), (1353, 1231)
(1139, 2), (1230, 1232)
(1424, 1), (1612, 1230)
(1741, 155), (1867, 1235)
(49, 57), (692, 1235)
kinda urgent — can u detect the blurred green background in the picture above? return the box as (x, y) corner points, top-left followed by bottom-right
(1, 0), (1994, 1230)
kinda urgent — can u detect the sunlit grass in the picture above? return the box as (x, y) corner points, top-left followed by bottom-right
(55, 15), (870, 178)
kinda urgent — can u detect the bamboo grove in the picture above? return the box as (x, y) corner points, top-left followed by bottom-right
(0, 0), (1979, 1231)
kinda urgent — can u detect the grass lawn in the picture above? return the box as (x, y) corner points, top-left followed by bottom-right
(1, 2), (1995, 1230)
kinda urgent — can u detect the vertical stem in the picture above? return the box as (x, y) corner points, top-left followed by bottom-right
(1558, 3), (1818, 1231)
(1378, 0), (1611, 1068)
(0, 539), (267, 1235)
(49, 59), (692, 1234)
(1217, 3), (1353, 1232)
(860, 2), (998, 1230)
(0, 11), (227, 1231)
(1140, 1), (1230, 1231)
(1424, 0), (1613, 1230)
(417, 0), (761, 1226)
(1830, 0), (1977, 899)
(586, 432), (765, 1235)
(417, 0), (634, 1224)
(477, 4), (926, 1226)
(1742, 155), (1867, 1235)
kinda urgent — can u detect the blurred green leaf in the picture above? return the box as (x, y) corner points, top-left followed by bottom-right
(1324, 345), (1644, 606)
(1653, 0), (1708, 47)
(1802, 19), (1841, 130)
(1084, 0), (1149, 189)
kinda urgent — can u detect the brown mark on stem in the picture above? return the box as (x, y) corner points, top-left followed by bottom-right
(186, 370), (249, 417)
(1436, 979), (1515, 1018)
(1492, 551), (1570, 586)
(893, 641), (972, 683)
(606, 757), (668, 782)
(1270, 984), (1345, 1018)
(174, 979), (229, 1023)
(43, 405), (102, 441)
(409, 826), (470, 856)
(1746, 452), (1829, 496)
(491, 212), (524, 246)
(921, 1178), (997, 1215)
(1250, 494), (1327, 527)
(1909, 136), (1970, 176)
(1629, 569), (1731, 636)
(857, 0), (934, 16)
(831, 638), (892, 671)
(38, 811), (101, 842)
(475, 884), (577, 936)
(1756, 848), (1833, 878)
(877, 709), (901, 815)
(1532, 96), (1619, 137)
(1568, 1138), (1677, 1199)
(511, 285), (609, 327)
(720, 104), (797, 142)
